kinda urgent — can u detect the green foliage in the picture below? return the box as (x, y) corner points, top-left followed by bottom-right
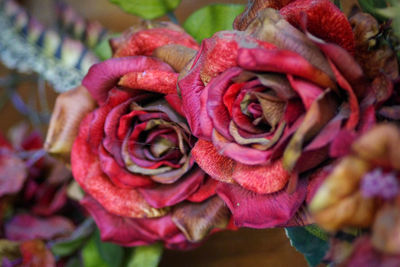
(51, 219), (95, 257)
(126, 243), (163, 267)
(358, 0), (389, 20)
(82, 236), (109, 267)
(94, 34), (122, 61)
(109, 0), (181, 20)
(94, 229), (125, 267)
(183, 4), (245, 43)
(285, 225), (330, 267)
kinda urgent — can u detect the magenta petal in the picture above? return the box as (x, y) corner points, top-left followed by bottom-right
(81, 196), (191, 248)
(138, 168), (205, 208)
(5, 214), (74, 241)
(0, 152), (27, 197)
(216, 179), (307, 228)
(82, 56), (174, 104)
(330, 129), (357, 158)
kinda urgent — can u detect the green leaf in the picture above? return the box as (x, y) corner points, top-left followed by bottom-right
(183, 4), (245, 43)
(285, 225), (330, 267)
(94, 229), (124, 267)
(126, 243), (163, 267)
(358, 0), (389, 20)
(94, 34), (120, 61)
(82, 236), (109, 267)
(109, 0), (181, 20)
(50, 219), (95, 257)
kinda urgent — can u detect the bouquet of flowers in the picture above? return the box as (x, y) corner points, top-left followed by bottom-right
(1, 0), (400, 266)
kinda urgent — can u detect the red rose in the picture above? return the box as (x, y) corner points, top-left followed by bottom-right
(178, 0), (375, 228)
(48, 25), (234, 249)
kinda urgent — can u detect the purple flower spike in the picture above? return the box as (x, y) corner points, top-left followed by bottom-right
(361, 168), (399, 200)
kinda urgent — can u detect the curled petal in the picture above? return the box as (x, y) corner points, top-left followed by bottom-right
(283, 90), (339, 171)
(82, 57), (174, 104)
(216, 179), (307, 228)
(81, 196), (192, 249)
(119, 70), (178, 95)
(233, 0), (294, 30)
(232, 160), (290, 194)
(71, 114), (168, 218)
(153, 44), (197, 72)
(187, 177), (218, 203)
(280, 0), (355, 53)
(192, 140), (235, 183)
(45, 86), (96, 162)
(172, 196), (230, 242)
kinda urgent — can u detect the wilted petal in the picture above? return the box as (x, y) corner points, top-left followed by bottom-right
(45, 86), (96, 162)
(233, 0), (294, 30)
(187, 177), (218, 202)
(19, 240), (55, 267)
(153, 44), (197, 72)
(5, 214), (74, 241)
(172, 196), (230, 242)
(113, 26), (199, 58)
(310, 156), (370, 213)
(0, 240), (20, 265)
(0, 152), (27, 197)
(216, 179), (307, 228)
(192, 140), (235, 183)
(232, 160), (290, 194)
(283, 90), (339, 171)
(379, 105), (400, 120)
(280, 0), (355, 53)
(352, 124), (400, 170)
(81, 196), (190, 248)
(119, 70), (178, 95)
(71, 114), (168, 218)
(245, 8), (334, 79)
(138, 167), (205, 208)
(82, 57), (174, 104)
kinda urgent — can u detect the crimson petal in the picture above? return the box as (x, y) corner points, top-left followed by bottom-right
(0, 152), (27, 197)
(216, 179), (307, 228)
(82, 56), (174, 104)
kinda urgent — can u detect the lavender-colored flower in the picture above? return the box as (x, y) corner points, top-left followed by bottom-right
(361, 168), (399, 199)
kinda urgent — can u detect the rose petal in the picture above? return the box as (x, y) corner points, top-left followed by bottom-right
(45, 86), (96, 162)
(192, 140), (235, 183)
(138, 167), (205, 208)
(238, 48), (335, 90)
(0, 153), (27, 197)
(287, 75), (323, 110)
(216, 179), (307, 228)
(82, 56), (174, 104)
(232, 160), (290, 194)
(153, 44), (197, 72)
(5, 214), (74, 241)
(81, 196), (191, 249)
(187, 177), (218, 202)
(283, 89), (339, 171)
(280, 0), (355, 53)
(172, 196), (230, 242)
(71, 114), (167, 218)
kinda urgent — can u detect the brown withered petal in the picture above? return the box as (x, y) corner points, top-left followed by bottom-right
(312, 191), (376, 231)
(233, 0), (293, 31)
(153, 44), (197, 73)
(245, 8), (334, 80)
(172, 196), (230, 242)
(352, 124), (400, 170)
(283, 90), (339, 172)
(350, 11), (399, 80)
(372, 203), (400, 254)
(45, 86), (96, 162)
(310, 156), (370, 213)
